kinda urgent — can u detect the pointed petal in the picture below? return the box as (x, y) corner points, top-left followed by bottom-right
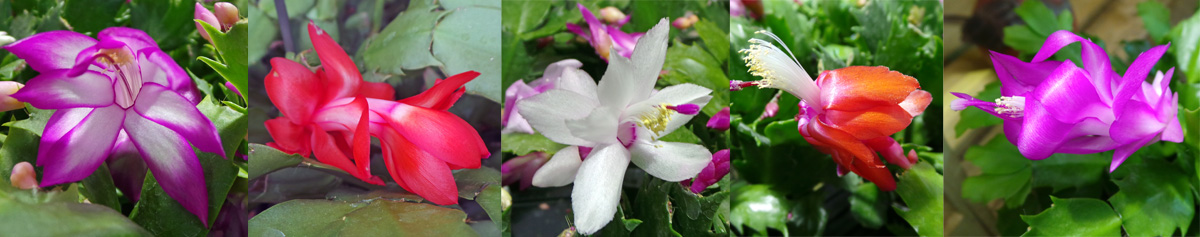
(1, 31), (96, 72)
(124, 112), (208, 225)
(848, 158), (896, 191)
(264, 118), (310, 155)
(383, 103), (487, 169)
(1113, 44), (1168, 115)
(1109, 100), (1167, 144)
(1110, 136), (1155, 172)
(554, 66), (598, 100)
(622, 83), (713, 139)
(10, 70), (114, 109)
(864, 136), (913, 169)
(1161, 112), (1184, 143)
(989, 51), (1060, 96)
(531, 146), (584, 187)
(307, 22), (361, 99)
(98, 27), (160, 53)
(629, 141), (710, 181)
(571, 144), (630, 234)
(823, 104), (912, 140)
(38, 106), (124, 187)
(595, 19), (669, 108)
(139, 50), (200, 103)
(132, 84), (224, 156)
(308, 124), (368, 180)
(379, 128), (460, 205)
(398, 71), (480, 110)
(517, 90), (600, 147)
(899, 89), (932, 117)
(1028, 61), (1110, 124)
(806, 118), (877, 166)
(1032, 30), (1115, 100)
(266, 58), (323, 123)
(816, 66), (922, 112)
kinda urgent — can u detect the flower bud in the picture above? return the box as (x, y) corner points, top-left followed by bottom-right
(0, 81), (25, 112)
(194, 3), (220, 41)
(10, 161), (37, 190)
(215, 2), (240, 31)
(0, 32), (14, 47)
(672, 14), (699, 30)
(598, 7), (625, 24)
(706, 107), (730, 131)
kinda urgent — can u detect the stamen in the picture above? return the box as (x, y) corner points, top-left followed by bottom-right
(993, 96), (1026, 117)
(637, 104), (675, 137)
(97, 48), (141, 109)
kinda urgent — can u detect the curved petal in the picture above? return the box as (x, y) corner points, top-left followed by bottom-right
(383, 103), (487, 169)
(621, 83), (713, 139)
(517, 89), (600, 147)
(629, 141), (710, 181)
(806, 118), (878, 167)
(848, 157), (897, 191)
(359, 81), (395, 100)
(566, 106), (620, 145)
(822, 104), (912, 140)
(139, 50), (199, 103)
(97, 27), (160, 53)
(1028, 61), (1111, 124)
(309, 124), (370, 181)
(1016, 99), (1103, 160)
(38, 105), (125, 187)
(899, 89), (932, 117)
(1113, 44), (1168, 115)
(1109, 100), (1166, 144)
(989, 51), (1060, 96)
(123, 112), (208, 226)
(132, 84), (224, 156)
(1032, 30), (1115, 100)
(595, 19), (669, 109)
(379, 128), (459, 205)
(398, 71), (480, 110)
(863, 136), (913, 169)
(816, 66), (922, 112)
(1, 31), (97, 72)
(555, 66), (598, 100)
(571, 144), (630, 234)
(531, 146), (584, 187)
(266, 58), (323, 123)
(10, 70), (114, 109)
(308, 22), (361, 99)
(264, 117), (310, 155)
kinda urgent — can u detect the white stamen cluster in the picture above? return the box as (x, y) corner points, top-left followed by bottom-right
(994, 96), (1026, 117)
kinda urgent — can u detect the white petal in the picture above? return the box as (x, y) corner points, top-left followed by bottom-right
(530, 146), (583, 187)
(630, 140), (711, 181)
(565, 106), (620, 145)
(571, 144), (630, 234)
(623, 83), (713, 139)
(517, 90), (600, 147)
(556, 67), (598, 100)
(595, 19), (670, 109)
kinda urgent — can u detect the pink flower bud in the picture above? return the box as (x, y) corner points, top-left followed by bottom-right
(672, 14), (699, 30)
(0, 81), (24, 112)
(706, 107), (730, 131)
(598, 7), (626, 24)
(10, 162), (37, 189)
(194, 3), (220, 41)
(214, 2), (239, 31)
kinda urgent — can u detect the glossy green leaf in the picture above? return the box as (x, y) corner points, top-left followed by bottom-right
(894, 162), (943, 237)
(962, 136), (1032, 207)
(1021, 197), (1121, 236)
(630, 178), (681, 236)
(249, 199), (475, 236)
(247, 143), (302, 180)
(7, 105), (52, 136)
(500, 0), (551, 35)
(361, 0), (444, 75)
(671, 186), (729, 237)
(1171, 10), (1200, 84)
(763, 119), (802, 145)
(453, 167), (500, 200)
(500, 132), (567, 156)
(79, 163), (121, 212)
(433, 6), (502, 102)
(694, 19), (729, 63)
(199, 21), (250, 99)
(197, 96), (248, 159)
(0, 127), (39, 184)
(849, 182), (887, 229)
(0, 196), (148, 235)
(1108, 157), (1195, 236)
(730, 184), (788, 235)
(130, 152), (238, 236)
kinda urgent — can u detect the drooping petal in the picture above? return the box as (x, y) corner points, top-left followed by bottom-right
(531, 146), (584, 187)
(1, 31), (96, 72)
(863, 136), (913, 169)
(822, 104), (913, 140)
(1109, 100), (1167, 144)
(805, 118), (877, 166)
(107, 132), (147, 200)
(38, 105), (125, 187)
(382, 103), (487, 169)
(265, 58), (324, 123)
(571, 144), (630, 235)
(398, 71), (480, 111)
(595, 19), (669, 109)
(816, 66), (923, 112)
(899, 89), (933, 117)
(1032, 30), (1115, 101)
(847, 156), (897, 191)
(264, 118), (310, 155)
(629, 140), (710, 181)
(517, 90), (601, 147)
(989, 51), (1060, 96)
(307, 22), (361, 99)
(308, 124), (371, 181)
(132, 84), (224, 156)
(379, 128), (460, 205)
(123, 112), (208, 226)
(10, 70), (114, 109)
(97, 27), (160, 53)
(1016, 99), (1111, 160)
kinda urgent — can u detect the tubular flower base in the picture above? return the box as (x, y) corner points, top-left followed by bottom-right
(264, 22), (489, 205)
(951, 30), (1182, 172)
(3, 27), (220, 224)
(739, 31), (931, 191)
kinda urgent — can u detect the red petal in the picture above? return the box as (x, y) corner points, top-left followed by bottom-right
(381, 103), (487, 169)
(308, 21), (361, 99)
(380, 128), (460, 205)
(849, 159), (896, 191)
(264, 117), (310, 156)
(807, 118), (879, 168)
(308, 124), (368, 181)
(399, 71), (480, 110)
(816, 66), (922, 112)
(350, 95), (372, 178)
(266, 58), (323, 123)
(360, 81), (396, 100)
(822, 104), (913, 140)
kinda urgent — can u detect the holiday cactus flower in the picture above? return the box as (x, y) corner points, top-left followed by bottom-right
(738, 31), (931, 191)
(951, 30), (1182, 172)
(264, 22), (488, 205)
(2, 27), (221, 224)
(519, 19), (714, 234)
(503, 59), (587, 134)
(568, 4), (644, 61)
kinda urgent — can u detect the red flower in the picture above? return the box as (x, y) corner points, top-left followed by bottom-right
(264, 22), (489, 205)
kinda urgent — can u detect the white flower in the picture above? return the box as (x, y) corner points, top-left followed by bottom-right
(516, 19), (713, 234)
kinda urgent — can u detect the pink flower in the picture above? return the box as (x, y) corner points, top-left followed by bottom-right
(567, 4), (644, 61)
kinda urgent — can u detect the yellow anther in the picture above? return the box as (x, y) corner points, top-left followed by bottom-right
(638, 103), (675, 137)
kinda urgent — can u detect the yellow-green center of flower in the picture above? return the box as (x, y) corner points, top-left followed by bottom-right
(638, 103), (675, 137)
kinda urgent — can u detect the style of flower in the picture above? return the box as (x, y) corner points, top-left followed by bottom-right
(951, 30), (1182, 172)
(501, 151), (549, 190)
(682, 149), (730, 194)
(264, 22), (489, 205)
(519, 19), (714, 234)
(503, 59), (587, 134)
(3, 28), (221, 224)
(738, 31), (931, 191)
(568, 4), (643, 61)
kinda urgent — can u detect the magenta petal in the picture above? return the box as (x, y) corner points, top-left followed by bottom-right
(1027, 62), (1108, 124)
(38, 105), (125, 187)
(1110, 136), (1154, 172)
(1, 31), (97, 72)
(139, 50), (200, 104)
(11, 70), (115, 109)
(107, 131), (147, 201)
(132, 84), (225, 157)
(98, 27), (160, 53)
(1032, 31), (1115, 100)
(1113, 44), (1169, 115)
(988, 51), (1060, 96)
(38, 108), (94, 165)
(1016, 99), (1077, 160)
(124, 112), (209, 226)
(577, 4), (604, 43)
(1109, 101), (1166, 144)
